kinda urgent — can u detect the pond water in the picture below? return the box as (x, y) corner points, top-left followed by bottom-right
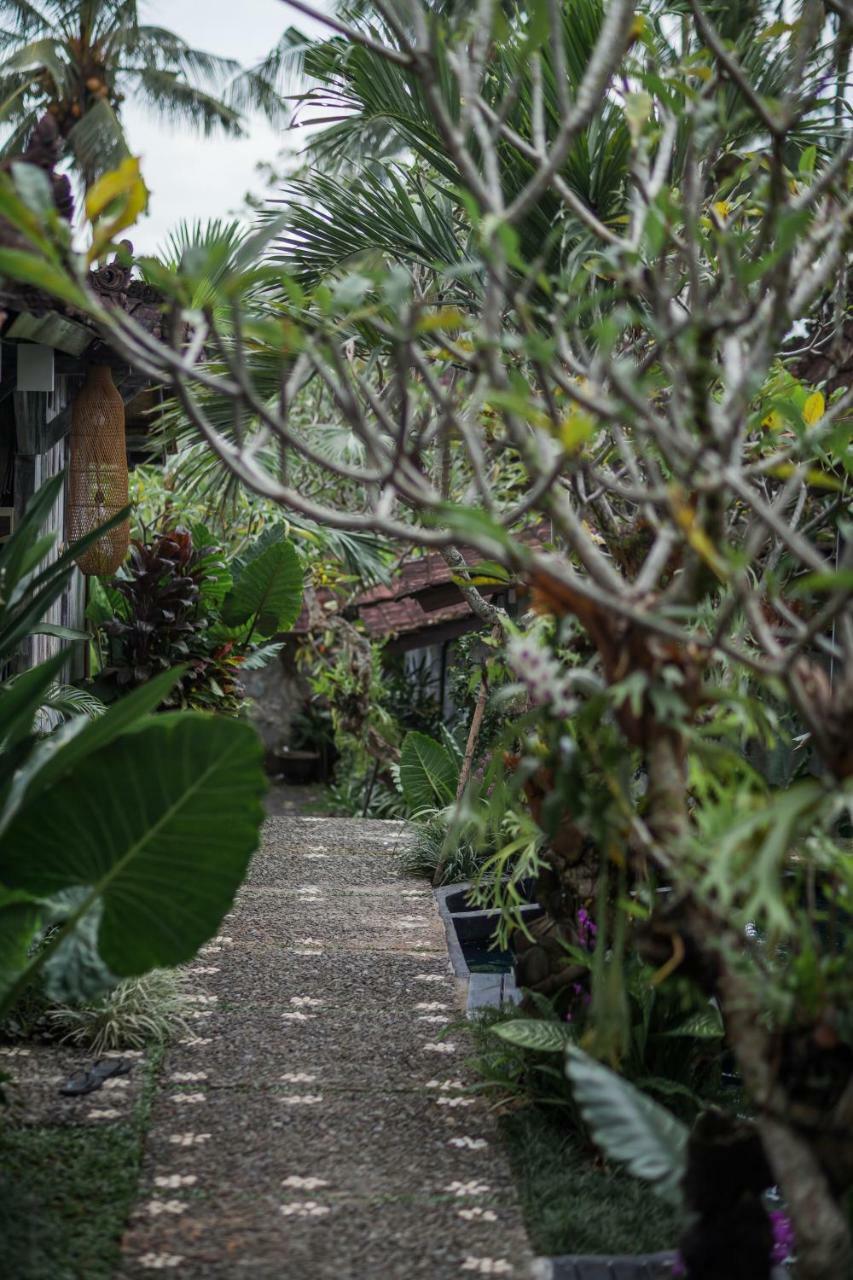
(461, 939), (514, 973)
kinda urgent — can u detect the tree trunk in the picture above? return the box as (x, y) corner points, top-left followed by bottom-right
(718, 967), (853, 1280)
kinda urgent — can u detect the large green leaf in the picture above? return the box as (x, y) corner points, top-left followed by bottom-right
(0, 714), (266, 980)
(657, 1007), (724, 1039)
(566, 1046), (689, 1206)
(221, 539), (304, 638)
(41, 890), (116, 1005)
(491, 1018), (578, 1053)
(1, 667), (184, 832)
(0, 652), (65, 751)
(0, 889), (43, 996)
(399, 731), (458, 814)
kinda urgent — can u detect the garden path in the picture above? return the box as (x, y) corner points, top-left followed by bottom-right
(118, 816), (536, 1279)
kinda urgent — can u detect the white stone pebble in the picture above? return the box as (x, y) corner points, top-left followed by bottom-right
(461, 1258), (512, 1275)
(146, 1199), (187, 1216)
(280, 1201), (330, 1218)
(168, 1133), (210, 1146)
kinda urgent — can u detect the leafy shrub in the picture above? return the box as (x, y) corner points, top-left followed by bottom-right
(91, 522), (303, 714)
(0, 479), (268, 1024)
(399, 814), (484, 884)
(43, 969), (191, 1054)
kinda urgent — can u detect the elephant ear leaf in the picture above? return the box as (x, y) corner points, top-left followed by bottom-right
(0, 714), (266, 991)
(399, 731), (458, 814)
(221, 540), (304, 638)
(566, 1045), (689, 1207)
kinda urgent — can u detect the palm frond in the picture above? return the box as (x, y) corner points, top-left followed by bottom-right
(270, 163), (468, 285)
(130, 67), (244, 135)
(0, 106), (38, 155)
(118, 26), (240, 86)
(224, 63), (290, 127)
(0, 2), (53, 40)
(42, 683), (106, 719)
(0, 35), (69, 95)
(66, 96), (129, 182)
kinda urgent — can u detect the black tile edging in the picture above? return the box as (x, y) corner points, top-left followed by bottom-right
(533, 1252), (677, 1279)
(434, 882), (474, 979)
(534, 1259), (790, 1279)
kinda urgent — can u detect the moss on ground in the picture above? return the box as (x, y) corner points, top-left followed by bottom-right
(500, 1104), (682, 1257)
(0, 1046), (162, 1279)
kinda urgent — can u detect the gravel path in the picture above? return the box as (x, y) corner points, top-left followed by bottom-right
(119, 817), (536, 1279)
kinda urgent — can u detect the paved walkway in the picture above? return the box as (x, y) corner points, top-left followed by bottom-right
(119, 817), (536, 1279)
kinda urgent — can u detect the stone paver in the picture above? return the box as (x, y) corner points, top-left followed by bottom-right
(119, 817), (535, 1279)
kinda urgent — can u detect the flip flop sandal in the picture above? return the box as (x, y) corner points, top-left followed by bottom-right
(59, 1057), (133, 1097)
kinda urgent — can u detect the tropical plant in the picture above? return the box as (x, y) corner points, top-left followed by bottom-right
(0, 477), (267, 1022)
(0, 0), (288, 182)
(398, 729), (459, 815)
(565, 1047), (796, 1278)
(90, 522), (304, 714)
(4, 1), (853, 1273)
(42, 967), (192, 1053)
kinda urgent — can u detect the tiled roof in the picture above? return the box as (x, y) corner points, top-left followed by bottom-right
(291, 522), (550, 640)
(356, 545), (482, 605)
(359, 598), (471, 637)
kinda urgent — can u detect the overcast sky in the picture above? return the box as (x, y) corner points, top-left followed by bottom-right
(123, 0), (325, 254)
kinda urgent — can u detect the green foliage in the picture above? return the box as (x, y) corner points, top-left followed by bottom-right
(92, 522), (303, 714)
(499, 1105), (682, 1256)
(2, 715), (264, 983)
(399, 730), (459, 814)
(491, 1017), (577, 1053)
(566, 1046), (689, 1207)
(221, 538), (304, 638)
(399, 813), (485, 885)
(43, 969), (191, 1054)
(0, 479), (267, 1023)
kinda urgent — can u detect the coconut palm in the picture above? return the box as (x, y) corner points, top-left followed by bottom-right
(0, 0), (288, 182)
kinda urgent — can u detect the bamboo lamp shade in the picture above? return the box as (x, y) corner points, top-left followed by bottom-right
(67, 364), (130, 576)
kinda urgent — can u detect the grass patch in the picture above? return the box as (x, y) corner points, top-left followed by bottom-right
(500, 1104), (682, 1257)
(466, 1013), (681, 1256)
(0, 1044), (163, 1279)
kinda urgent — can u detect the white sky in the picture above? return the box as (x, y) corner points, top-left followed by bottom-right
(122, 0), (326, 254)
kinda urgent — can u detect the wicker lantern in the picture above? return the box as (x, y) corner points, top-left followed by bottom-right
(67, 364), (130, 576)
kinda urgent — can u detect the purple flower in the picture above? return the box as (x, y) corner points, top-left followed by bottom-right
(770, 1210), (795, 1264)
(577, 908), (598, 949)
(672, 1210), (795, 1277)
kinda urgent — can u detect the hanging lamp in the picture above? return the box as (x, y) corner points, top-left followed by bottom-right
(67, 363), (130, 575)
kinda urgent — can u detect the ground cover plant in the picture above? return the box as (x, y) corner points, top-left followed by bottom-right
(2, 0), (853, 1275)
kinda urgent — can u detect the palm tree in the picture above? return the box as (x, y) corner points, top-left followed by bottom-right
(0, 0), (288, 182)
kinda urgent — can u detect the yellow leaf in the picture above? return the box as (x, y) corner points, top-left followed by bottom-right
(415, 307), (466, 333)
(86, 156), (149, 265)
(670, 490), (729, 580)
(762, 410), (784, 431)
(803, 391), (825, 425)
(712, 200), (731, 222)
(85, 155), (146, 222)
(559, 409), (595, 453)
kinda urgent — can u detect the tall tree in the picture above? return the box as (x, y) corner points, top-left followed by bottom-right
(0, 0), (288, 182)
